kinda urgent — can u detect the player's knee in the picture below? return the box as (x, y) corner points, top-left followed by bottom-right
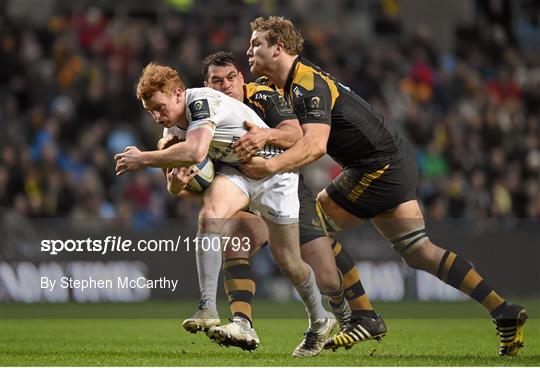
(317, 266), (343, 297)
(198, 207), (224, 232)
(199, 200), (230, 219)
(275, 257), (304, 281)
(401, 239), (440, 271)
(221, 221), (243, 239)
(222, 221), (260, 244)
(317, 274), (342, 295)
(388, 227), (431, 268)
(275, 257), (296, 273)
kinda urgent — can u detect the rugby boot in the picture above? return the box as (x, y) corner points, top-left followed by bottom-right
(292, 312), (337, 357)
(493, 303), (528, 356)
(182, 299), (220, 333)
(207, 317), (260, 351)
(325, 314), (387, 351)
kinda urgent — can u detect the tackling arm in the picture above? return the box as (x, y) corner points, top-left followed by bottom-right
(266, 123), (329, 172)
(240, 123), (330, 178)
(265, 119), (303, 148)
(233, 119), (303, 161)
(233, 86), (302, 158)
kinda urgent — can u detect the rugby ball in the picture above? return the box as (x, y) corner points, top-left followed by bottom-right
(186, 157), (215, 192)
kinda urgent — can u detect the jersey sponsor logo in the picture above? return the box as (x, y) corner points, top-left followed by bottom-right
(254, 92), (270, 101)
(270, 94), (294, 115)
(189, 99), (211, 120)
(303, 95), (327, 119)
(293, 86), (303, 98)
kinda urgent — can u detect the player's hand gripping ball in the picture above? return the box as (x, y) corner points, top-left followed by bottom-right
(158, 135), (214, 192)
(185, 157), (214, 192)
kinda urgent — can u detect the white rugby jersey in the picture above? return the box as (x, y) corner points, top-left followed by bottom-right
(164, 87), (283, 164)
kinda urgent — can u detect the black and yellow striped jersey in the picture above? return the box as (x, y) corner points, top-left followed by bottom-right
(243, 82), (296, 129)
(258, 56), (401, 167)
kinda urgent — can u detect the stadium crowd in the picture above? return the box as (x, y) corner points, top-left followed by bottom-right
(1, 0), (539, 226)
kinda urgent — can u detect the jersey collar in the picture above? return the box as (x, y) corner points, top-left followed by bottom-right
(284, 55), (302, 95)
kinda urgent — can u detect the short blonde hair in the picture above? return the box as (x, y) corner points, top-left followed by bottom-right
(136, 63), (185, 101)
(250, 16), (303, 55)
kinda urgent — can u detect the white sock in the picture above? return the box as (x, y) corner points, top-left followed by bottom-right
(195, 232), (222, 311)
(293, 266), (327, 323)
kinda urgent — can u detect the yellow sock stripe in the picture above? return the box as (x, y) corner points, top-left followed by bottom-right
(343, 268), (361, 289)
(222, 258), (250, 270)
(224, 279), (256, 294)
(441, 252), (457, 283)
(481, 291), (505, 312)
(230, 301), (252, 320)
(342, 268), (360, 290)
(347, 294), (374, 311)
(346, 164), (389, 202)
(458, 268), (483, 295)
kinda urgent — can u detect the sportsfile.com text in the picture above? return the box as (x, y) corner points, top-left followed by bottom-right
(40, 236), (251, 255)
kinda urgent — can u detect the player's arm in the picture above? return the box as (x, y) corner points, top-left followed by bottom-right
(271, 123), (330, 169)
(234, 119), (302, 161)
(241, 77), (333, 178)
(157, 135), (182, 175)
(264, 119), (303, 148)
(156, 136), (201, 198)
(241, 123), (329, 178)
(233, 89), (302, 160)
(240, 118), (303, 150)
(115, 125), (213, 175)
(142, 125), (212, 168)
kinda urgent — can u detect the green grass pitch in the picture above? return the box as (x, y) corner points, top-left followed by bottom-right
(1, 300), (539, 366)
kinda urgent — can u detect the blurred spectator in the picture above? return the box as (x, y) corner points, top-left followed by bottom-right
(0, 0), (538, 227)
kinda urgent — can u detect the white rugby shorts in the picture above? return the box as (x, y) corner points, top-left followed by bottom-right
(217, 165), (299, 225)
